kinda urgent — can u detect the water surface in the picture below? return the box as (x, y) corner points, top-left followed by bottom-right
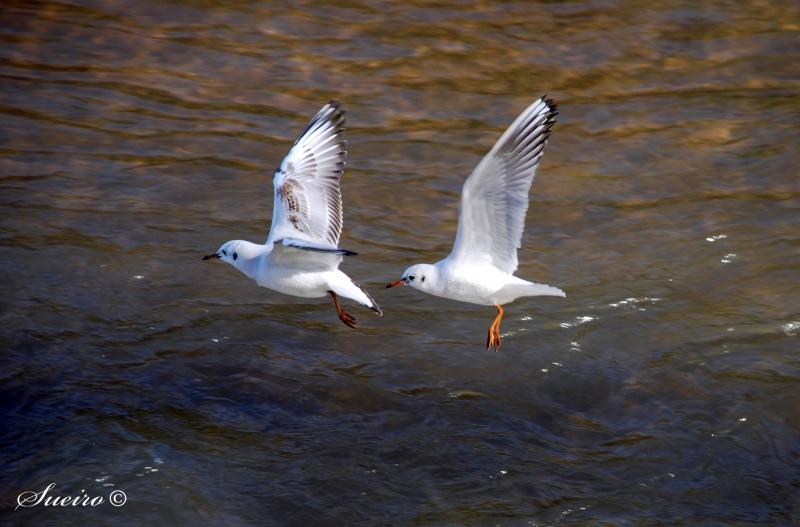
(2, 0), (799, 525)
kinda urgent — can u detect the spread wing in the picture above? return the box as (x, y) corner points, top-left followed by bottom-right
(266, 100), (347, 249)
(447, 97), (557, 274)
(266, 240), (344, 271)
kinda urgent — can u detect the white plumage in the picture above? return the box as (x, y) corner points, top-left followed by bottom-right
(204, 101), (381, 329)
(267, 102), (346, 250)
(387, 97), (564, 350)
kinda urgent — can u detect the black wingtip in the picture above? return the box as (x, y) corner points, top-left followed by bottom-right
(540, 95), (557, 111)
(277, 239), (358, 256)
(327, 99), (346, 120)
(355, 283), (382, 316)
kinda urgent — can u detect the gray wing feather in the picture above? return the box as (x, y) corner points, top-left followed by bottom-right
(266, 101), (347, 249)
(448, 97), (557, 274)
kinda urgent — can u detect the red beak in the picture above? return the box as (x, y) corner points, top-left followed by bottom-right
(203, 253), (221, 260)
(385, 279), (406, 289)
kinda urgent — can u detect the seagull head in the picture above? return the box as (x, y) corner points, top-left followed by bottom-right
(386, 264), (437, 292)
(203, 240), (245, 267)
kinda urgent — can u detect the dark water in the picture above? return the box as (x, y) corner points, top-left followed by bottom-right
(2, 0), (799, 525)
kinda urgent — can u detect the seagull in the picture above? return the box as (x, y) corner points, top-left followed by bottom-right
(204, 100), (381, 329)
(386, 97), (564, 351)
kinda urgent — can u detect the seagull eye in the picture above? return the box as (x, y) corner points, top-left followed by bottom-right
(409, 275), (415, 281)
(233, 253), (238, 261)
(222, 250), (227, 256)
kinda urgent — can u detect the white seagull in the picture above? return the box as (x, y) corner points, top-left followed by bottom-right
(386, 97), (564, 351)
(204, 100), (381, 328)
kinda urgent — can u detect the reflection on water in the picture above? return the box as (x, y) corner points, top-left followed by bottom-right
(1, 0), (799, 524)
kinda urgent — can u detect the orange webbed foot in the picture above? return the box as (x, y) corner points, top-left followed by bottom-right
(486, 326), (502, 352)
(486, 304), (504, 352)
(329, 290), (358, 330)
(338, 309), (357, 329)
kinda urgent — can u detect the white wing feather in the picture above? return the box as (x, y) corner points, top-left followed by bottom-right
(266, 100), (347, 250)
(266, 241), (342, 271)
(447, 97), (557, 274)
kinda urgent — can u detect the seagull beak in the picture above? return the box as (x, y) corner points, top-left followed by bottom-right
(385, 278), (406, 289)
(203, 253), (221, 260)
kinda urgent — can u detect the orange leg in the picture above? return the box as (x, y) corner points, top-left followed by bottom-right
(486, 304), (504, 352)
(328, 291), (357, 329)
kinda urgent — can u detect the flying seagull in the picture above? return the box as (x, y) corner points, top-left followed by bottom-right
(204, 100), (381, 328)
(386, 97), (564, 351)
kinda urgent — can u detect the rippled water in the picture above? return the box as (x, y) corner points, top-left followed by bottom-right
(2, 0), (799, 525)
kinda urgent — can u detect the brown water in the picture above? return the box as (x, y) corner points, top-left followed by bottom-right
(2, 0), (800, 525)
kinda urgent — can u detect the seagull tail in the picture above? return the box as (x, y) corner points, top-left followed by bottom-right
(496, 280), (565, 304)
(354, 283), (383, 316)
(329, 271), (383, 316)
(523, 283), (566, 298)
